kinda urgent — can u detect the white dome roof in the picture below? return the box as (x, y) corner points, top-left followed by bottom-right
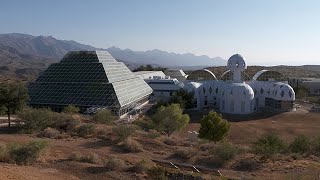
(271, 82), (295, 101)
(227, 54), (247, 72)
(220, 83), (254, 100)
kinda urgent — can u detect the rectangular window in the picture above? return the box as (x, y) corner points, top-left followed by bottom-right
(230, 100), (234, 112)
(204, 96), (208, 106)
(241, 101), (245, 112)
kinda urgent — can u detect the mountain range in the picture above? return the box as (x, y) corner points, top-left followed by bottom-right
(1, 33), (319, 81)
(0, 33), (227, 80)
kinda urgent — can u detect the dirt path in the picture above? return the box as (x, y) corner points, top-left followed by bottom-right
(0, 164), (80, 180)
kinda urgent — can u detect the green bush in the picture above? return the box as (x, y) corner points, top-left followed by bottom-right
(7, 140), (48, 165)
(92, 109), (116, 124)
(19, 108), (78, 133)
(145, 129), (161, 139)
(69, 152), (99, 164)
(122, 138), (143, 153)
(289, 135), (311, 154)
(19, 108), (55, 133)
(63, 105), (80, 114)
(77, 123), (96, 137)
(152, 104), (189, 137)
(53, 115), (80, 133)
(252, 134), (286, 159)
(112, 124), (139, 141)
(104, 156), (126, 171)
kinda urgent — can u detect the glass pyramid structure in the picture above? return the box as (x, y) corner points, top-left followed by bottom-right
(28, 51), (153, 117)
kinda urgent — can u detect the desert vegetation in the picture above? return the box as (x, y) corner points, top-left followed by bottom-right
(1, 85), (320, 179)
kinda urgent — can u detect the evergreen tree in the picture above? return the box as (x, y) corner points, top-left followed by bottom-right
(198, 112), (230, 143)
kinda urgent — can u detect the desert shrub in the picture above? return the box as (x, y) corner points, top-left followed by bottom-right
(147, 166), (167, 180)
(112, 124), (139, 141)
(104, 156), (126, 171)
(63, 105), (80, 114)
(69, 152), (99, 164)
(311, 136), (320, 154)
(19, 108), (55, 133)
(7, 140), (48, 165)
(131, 160), (148, 174)
(145, 129), (161, 139)
(152, 104), (189, 137)
(53, 116), (80, 133)
(291, 153), (302, 160)
(252, 134), (286, 159)
(77, 123), (96, 137)
(161, 137), (179, 146)
(210, 143), (240, 162)
(0, 144), (10, 162)
(289, 135), (311, 154)
(122, 138), (143, 153)
(38, 127), (60, 139)
(234, 158), (260, 171)
(174, 147), (197, 160)
(92, 109), (116, 124)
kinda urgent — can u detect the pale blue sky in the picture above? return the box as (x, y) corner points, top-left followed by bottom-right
(0, 0), (320, 65)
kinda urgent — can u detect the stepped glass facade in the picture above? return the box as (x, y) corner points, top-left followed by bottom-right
(28, 51), (152, 117)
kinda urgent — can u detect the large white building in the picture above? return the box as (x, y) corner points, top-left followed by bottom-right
(134, 71), (184, 101)
(184, 54), (296, 114)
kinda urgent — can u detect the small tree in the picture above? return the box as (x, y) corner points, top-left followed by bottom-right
(289, 135), (311, 154)
(252, 134), (286, 159)
(198, 112), (230, 143)
(63, 105), (80, 114)
(0, 81), (29, 127)
(152, 104), (189, 137)
(293, 84), (309, 99)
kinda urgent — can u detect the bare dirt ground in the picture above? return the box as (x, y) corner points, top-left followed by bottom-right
(0, 105), (320, 180)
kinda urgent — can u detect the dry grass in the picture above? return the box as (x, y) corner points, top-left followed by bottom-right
(122, 138), (143, 153)
(38, 128), (60, 139)
(69, 152), (100, 164)
(161, 136), (180, 146)
(104, 156), (126, 171)
(130, 160), (149, 174)
(173, 147), (197, 160)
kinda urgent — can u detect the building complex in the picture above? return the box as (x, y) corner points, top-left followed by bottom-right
(28, 51), (296, 117)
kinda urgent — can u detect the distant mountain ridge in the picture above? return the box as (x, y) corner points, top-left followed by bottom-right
(0, 33), (227, 67)
(107, 46), (226, 67)
(1, 33), (319, 81)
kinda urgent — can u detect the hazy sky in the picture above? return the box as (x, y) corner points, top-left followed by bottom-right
(1, 0), (320, 65)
